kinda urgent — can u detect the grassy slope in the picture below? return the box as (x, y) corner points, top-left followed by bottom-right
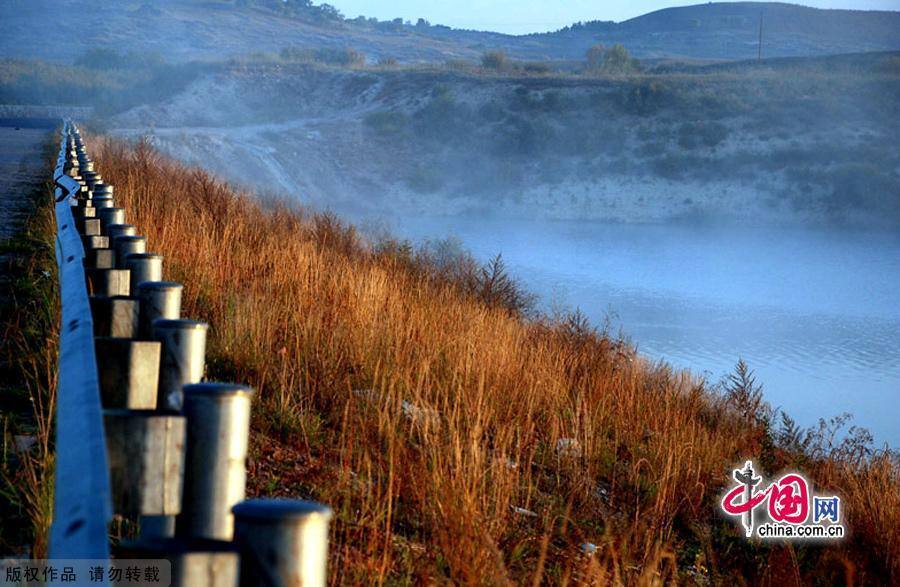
(91, 136), (898, 584)
(0, 149), (59, 558)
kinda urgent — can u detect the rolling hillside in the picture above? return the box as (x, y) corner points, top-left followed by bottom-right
(1, 1), (898, 64)
(536, 2), (900, 60)
(104, 52), (900, 228)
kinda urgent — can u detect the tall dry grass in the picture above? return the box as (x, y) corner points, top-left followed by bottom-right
(0, 173), (59, 558)
(91, 137), (897, 584)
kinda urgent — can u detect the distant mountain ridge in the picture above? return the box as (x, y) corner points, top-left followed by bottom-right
(1, 1), (898, 63)
(535, 2), (900, 60)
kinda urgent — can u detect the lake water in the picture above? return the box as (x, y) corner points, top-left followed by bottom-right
(368, 215), (900, 447)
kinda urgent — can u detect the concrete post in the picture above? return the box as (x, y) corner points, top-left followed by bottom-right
(137, 282), (182, 340)
(114, 236), (147, 269)
(126, 253), (163, 293)
(80, 218), (101, 236)
(72, 205), (96, 220)
(104, 410), (186, 517)
(82, 235), (109, 251)
(95, 338), (161, 409)
(115, 539), (239, 587)
(85, 248), (116, 270)
(233, 499), (333, 587)
(178, 383), (253, 542)
(153, 319), (207, 411)
(86, 268), (131, 297)
(90, 295), (138, 338)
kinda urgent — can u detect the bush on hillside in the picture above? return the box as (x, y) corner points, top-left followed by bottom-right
(412, 85), (473, 144)
(363, 110), (407, 136)
(75, 48), (166, 70)
(677, 121), (730, 150)
(279, 46), (365, 66)
(481, 50), (510, 72)
(585, 43), (640, 74)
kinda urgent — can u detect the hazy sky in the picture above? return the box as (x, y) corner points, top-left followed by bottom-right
(328, 1), (900, 34)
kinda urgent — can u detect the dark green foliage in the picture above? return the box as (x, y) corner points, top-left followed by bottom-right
(825, 162), (900, 220)
(522, 62), (552, 74)
(412, 85), (473, 145)
(481, 50), (510, 71)
(509, 88), (563, 113)
(585, 44), (640, 74)
(677, 121), (729, 150)
(493, 114), (555, 157)
(74, 48), (166, 70)
(410, 239), (536, 315)
(263, 0), (343, 24)
(617, 79), (669, 115)
(280, 46), (365, 66)
(0, 55), (210, 116)
(473, 254), (537, 315)
(364, 110), (407, 136)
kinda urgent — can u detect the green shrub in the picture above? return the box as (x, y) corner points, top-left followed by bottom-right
(413, 86), (472, 144)
(363, 110), (407, 135)
(0, 58), (209, 115)
(826, 162), (900, 219)
(75, 48), (166, 70)
(279, 46), (365, 66)
(444, 59), (474, 72)
(522, 62), (552, 74)
(493, 114), (555, 156)
(618, 80), (668, 115)
(481, 50), (510, 72)
(677, 121), (729, 150)
(585, 44), (640, 74)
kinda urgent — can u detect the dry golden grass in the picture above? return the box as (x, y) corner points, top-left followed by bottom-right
(1, 174), (59, 558)
(91, 137), (898, 584)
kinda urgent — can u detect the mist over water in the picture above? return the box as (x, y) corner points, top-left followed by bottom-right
(363, 213), (900, 446)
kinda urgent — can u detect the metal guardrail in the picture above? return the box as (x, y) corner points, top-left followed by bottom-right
(46, 121), (333, 586)
(49, 120), (113, 561)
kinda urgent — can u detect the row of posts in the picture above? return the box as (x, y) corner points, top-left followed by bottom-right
(61, 125), (332, 586)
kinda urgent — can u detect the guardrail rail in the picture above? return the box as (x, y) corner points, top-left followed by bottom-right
(46, 121), (333, 586)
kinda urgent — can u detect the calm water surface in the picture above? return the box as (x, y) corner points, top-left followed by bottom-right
(367, 215), (900, 447)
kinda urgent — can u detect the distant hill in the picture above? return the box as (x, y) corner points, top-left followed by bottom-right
(531, 2), (900, 60)
(1, 1), (898, 64)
